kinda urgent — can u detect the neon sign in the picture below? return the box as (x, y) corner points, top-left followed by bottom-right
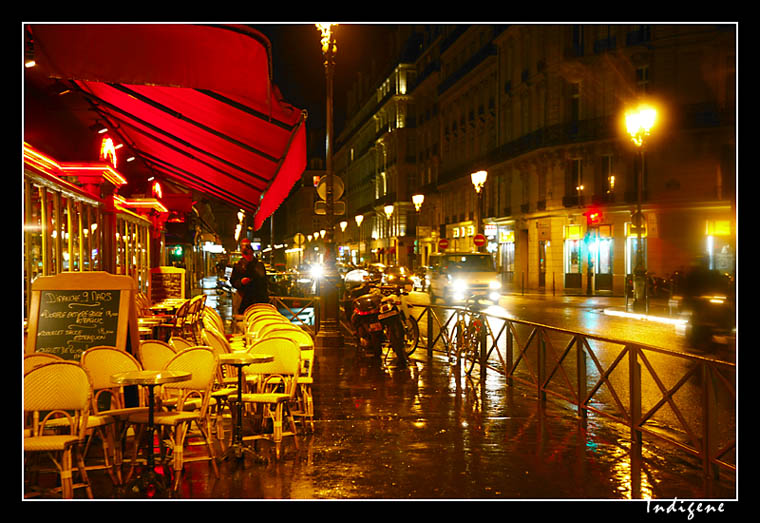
(99, 137), (118, 169)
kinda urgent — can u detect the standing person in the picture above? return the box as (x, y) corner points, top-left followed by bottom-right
(231, 238), (269, 314)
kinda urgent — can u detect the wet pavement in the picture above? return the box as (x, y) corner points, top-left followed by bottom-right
(24, 281), (736, 501)
(33, 340), (735, 501)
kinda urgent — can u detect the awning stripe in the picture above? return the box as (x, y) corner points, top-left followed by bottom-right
(101, 112), (270, 192)
(198, 89), (296, 132)
(74, 81), (275, 185)
(109, 83), (283, 162)
(140, 152), (259, 213)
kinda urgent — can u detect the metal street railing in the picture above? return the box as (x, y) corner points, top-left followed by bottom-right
(408, 302), (736, 497)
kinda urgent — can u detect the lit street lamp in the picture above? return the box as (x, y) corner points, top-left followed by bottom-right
(355, 214), (364, 264)
(384, 204), (394, 265)
(314, 23), (342, 347)
(411, 194), (424, 268)
(625, 102), (658, 313)
(412, 194), (425, 212)
(471, 170), (487, 252)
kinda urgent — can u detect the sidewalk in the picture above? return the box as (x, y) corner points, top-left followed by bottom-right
(73, 339), (733, 500)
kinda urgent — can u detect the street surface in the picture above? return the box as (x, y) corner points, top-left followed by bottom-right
(404, 290), (735, 362)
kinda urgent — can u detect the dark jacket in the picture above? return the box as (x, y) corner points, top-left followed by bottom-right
(230, 256), (269, 313)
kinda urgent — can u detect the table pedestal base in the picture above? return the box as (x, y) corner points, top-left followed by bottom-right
(220, 442), (267, 465)
(122, 467), (173, 498)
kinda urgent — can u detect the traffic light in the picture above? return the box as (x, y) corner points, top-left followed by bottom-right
(584, 208), (602, 226)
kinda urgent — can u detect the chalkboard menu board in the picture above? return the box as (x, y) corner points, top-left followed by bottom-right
(34, 289), (121, 359)
(150, 267), (185, 303)
(27, 272), (139, 360)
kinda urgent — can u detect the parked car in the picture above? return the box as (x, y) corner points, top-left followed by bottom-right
(427, 252), (502, 304)
(382, 265), (413, 289)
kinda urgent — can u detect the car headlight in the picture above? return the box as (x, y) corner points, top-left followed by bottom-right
(489, 280), (502, 290)
(452, 279), (468, 293)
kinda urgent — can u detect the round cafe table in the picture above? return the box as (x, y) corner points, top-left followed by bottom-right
(218, 352), (274, 464)
(111, 369), (191, 498)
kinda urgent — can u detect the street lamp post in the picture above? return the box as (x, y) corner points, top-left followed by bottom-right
(625, 103), (657, 313)
(384, 204), (394, 265)
(315, 23), (342, 347)
(355, 214), (364, 265)
(412, 194), (424, 268)
(471, 170), (487, 252)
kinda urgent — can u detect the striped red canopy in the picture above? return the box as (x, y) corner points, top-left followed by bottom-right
(30, 24), (306, 230)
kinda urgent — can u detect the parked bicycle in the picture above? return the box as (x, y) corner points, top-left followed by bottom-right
(446, 295), (485, 375)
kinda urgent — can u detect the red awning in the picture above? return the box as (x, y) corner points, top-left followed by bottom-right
(29, 24), (306, 230)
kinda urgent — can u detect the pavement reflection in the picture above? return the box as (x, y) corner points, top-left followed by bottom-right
(72, 340), (734, 500)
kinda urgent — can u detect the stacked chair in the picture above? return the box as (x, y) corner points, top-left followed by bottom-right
(183, 294), (207, 343)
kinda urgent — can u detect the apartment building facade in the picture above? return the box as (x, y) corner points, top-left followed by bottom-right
(335, 23), (736, 295)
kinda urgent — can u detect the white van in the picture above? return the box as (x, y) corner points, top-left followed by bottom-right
(428, 252), (502, 304)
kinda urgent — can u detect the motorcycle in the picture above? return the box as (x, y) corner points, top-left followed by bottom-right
(343, 275), (418, 364)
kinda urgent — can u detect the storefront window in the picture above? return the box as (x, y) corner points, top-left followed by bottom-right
(626, 236), (647, 274)
(565, 239), (582, 274)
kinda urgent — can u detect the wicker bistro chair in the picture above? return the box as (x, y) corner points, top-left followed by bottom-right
(138, 339), (176, 370)
(262, 327), (316, 432)
(245, 314), (290, 347)
(168, 336), (194, 352)
(237, 337), (301, 459)
(162, 299), (190, 339)
(183, 294), (207, 342)
(202, 306), (225, 337)
(127, 347), (220, 492)
(79, 346), (150, 486)
(24, 361), (94, 499)
(24, 352), (63, 373)
(234, 303), (279, 331)
(200, 329), (239, 446)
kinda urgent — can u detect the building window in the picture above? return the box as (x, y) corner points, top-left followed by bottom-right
(636, 66), (650, 94)
(601, 155), (614, 194)
(572, 25), (584, 56)
(570, 82), (581, 122)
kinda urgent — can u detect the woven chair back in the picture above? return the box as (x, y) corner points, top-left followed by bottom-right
(24, 352), (63, 373)
(138, 340), (176, 370)
(24, 361), (91, 435)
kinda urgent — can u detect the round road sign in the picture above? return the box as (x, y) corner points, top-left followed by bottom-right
(438, 238), (449, 250)
(473, 234), (486, 247)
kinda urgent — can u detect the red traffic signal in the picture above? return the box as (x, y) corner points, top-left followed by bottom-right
(584, 209), (602, 226)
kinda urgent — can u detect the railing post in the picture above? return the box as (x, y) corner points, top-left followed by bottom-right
(479, 312), (487, 377)
(537, 328), (546, 402)
(702, 362), (720, 481)
(577, 335), (587, 422)
(629, 344), (643, 499)
(505, 320), (513, 386)
(427, 305), (434, 356)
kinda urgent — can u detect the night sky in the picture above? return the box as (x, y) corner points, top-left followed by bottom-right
(249, 23), (397, 138)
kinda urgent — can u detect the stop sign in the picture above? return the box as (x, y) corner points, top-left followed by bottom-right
(473, 234), (486, 247)
(438, 238), (449, 250)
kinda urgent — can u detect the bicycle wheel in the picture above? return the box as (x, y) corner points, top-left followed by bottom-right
(402, 315), (419, 356)
(451, 320), (469, 367)
(462, 323), (480, 375)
